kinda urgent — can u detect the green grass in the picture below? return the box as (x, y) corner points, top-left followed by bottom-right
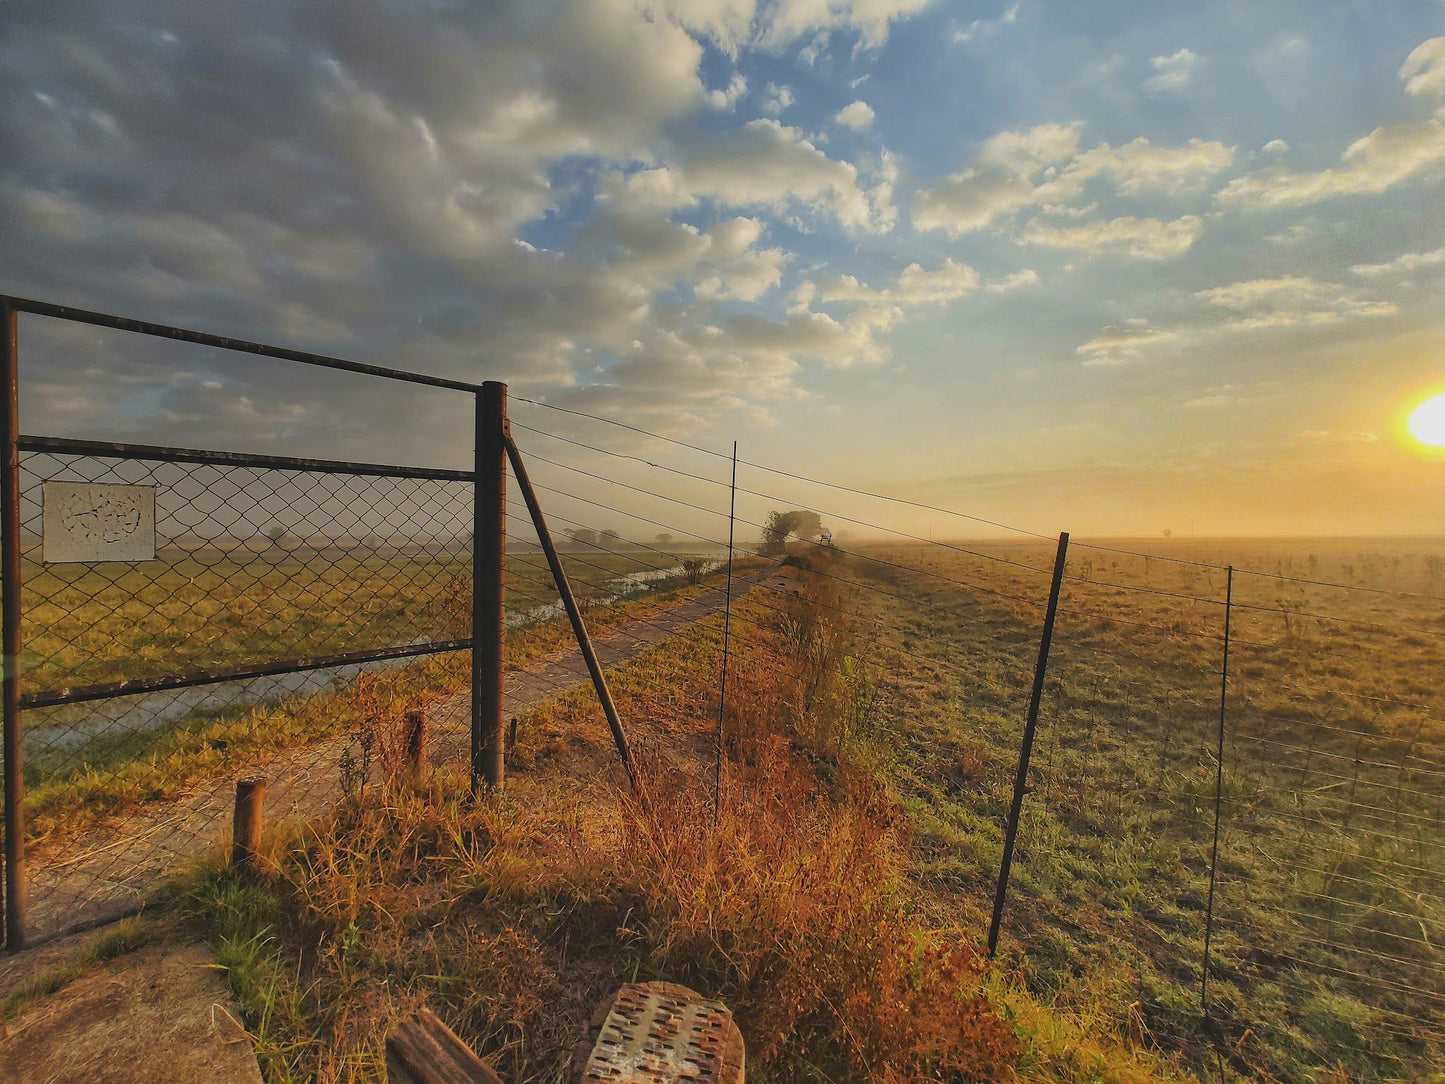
(15, 533), (1445, 1082)
(0, 916), (155, 1023)
(19, 546), (710, 691)
(841, 537), (1445, 1082)
(14, 546), (727, 850)
(167, 562), (1188, 1084)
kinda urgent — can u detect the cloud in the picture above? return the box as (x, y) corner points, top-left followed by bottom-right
(691, 216), (790, 300)
(655, 0), (760, 54)
(0, 0), (944, 451)
(811, 257), (1036, 309)
(911, 123), (1081, 234)
(796, 29), (830, 65)
(986, 267), (1041, 292)
(1075, 325), (1177, 366)
(1144, 48), (1197, 93)
(1060, 137), (1233, 196)
(1351, 243), (1445, 278)
(1400, 36), (1445, 99)
(760, 0), (934, 51)
(760, 81), (795, 115)
(615, 119), (895, 231)
(1076, 276), (1398, 366)
(1219, 38), (1445, 209)
(819, 258), (981, 305)
(1182, 393), (1234, 409)
(1019, 214), (1204, 259)
(707, 72), (749, 109)
(954, 2), (1019, 44)
(835, 100), (875, 129)
(8, 185), (87, 241)
(912, 123), (1231, 239)
(654, 0), (937, 54)
(978, 121), (1083, 174)
(912, 168), (1039, 236)
(1196, 276), (1398, 328)
(1262, 138), (1290, 155)
(1217, 119), (1445, 208)
(1298, 428), (1381, 444)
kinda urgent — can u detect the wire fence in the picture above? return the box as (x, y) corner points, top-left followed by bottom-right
(501, 394), (1445, 1084)
(14, 445), (479, 940)
(4, 297), (1444, 1082)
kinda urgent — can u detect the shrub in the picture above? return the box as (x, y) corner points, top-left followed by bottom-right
(612, 747), (1019, 1081)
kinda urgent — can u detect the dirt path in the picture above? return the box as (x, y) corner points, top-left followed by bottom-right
(23, 565), (783, 945)
(0, 931), (265, 1084)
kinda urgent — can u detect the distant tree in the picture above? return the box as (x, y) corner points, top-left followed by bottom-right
(265, 524), (292, 548)
(564, 528), (598, 548)
(761, 509), (824, 555)
(655, 533), (674, 546)
(1162, 528), (1172, 539)
(601, 528), (623, 547)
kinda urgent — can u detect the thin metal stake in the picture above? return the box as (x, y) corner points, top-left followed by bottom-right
(1202, 565), (1234, 1010)
(714, 441), (738, 825)
(988, 530), (1069, 958)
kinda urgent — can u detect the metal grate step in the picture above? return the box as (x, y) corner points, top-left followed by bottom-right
(573, 982), (744, 1084)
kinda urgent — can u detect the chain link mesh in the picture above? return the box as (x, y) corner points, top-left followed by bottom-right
(14, 449), (476, 940)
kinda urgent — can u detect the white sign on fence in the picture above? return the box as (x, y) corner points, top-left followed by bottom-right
(42, 481), (157, 563)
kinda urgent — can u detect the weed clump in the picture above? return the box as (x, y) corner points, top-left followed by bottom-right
(616, 745), (1019, 1082)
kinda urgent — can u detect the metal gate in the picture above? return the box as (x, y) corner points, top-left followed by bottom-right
(0, 296), (508, 949)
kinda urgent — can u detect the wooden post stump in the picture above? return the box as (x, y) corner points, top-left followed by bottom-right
(405, 710), (427, 772)
(231, 776), (265, 868)
(570, 982), (745, 1084)
(386, 1008), (504, 1084)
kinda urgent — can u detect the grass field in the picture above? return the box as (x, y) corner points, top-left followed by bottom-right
(166, 550), (1184, 1084)
(12, 544), (719, 849)
(18, 545), (716, 691)
(8, 533), (1445, 1081)
(843, 536), (1445, 1082)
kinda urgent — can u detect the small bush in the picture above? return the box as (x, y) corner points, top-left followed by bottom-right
(614, 748), (1019, 1081)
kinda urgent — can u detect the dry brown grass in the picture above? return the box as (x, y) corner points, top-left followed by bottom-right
(172, 548), (1202, 1083)
(175, 554), (1025, 1082)
(621, 740), (1018, 1081)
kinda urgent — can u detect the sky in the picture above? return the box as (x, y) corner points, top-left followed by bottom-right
(3, 1), (1445, 540)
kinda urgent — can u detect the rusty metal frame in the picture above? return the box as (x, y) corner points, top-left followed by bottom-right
(0, 296), (501, 951)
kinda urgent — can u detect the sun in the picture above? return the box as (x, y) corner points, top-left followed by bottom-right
(1408, 392), (1445, 448)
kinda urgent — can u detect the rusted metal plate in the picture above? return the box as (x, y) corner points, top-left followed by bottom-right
(42, 481), (156, 563)
(574, 982), (744, 1084)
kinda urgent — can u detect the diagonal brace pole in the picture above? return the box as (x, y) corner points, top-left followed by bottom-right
(988, 530), (1069, 958)
(503, 435), (639, 792)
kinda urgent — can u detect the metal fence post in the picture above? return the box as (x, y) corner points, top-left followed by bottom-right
(988, 530), (1069, 958)
(1, 301), (24, 951)
(1202, 565), (1234, 1011)
(472, 381), (506, 794)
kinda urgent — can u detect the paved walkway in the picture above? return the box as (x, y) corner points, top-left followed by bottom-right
(23, 565), (781, 944)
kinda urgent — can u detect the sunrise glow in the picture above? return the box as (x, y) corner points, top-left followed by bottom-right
(1408, 392), (1445, 448)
